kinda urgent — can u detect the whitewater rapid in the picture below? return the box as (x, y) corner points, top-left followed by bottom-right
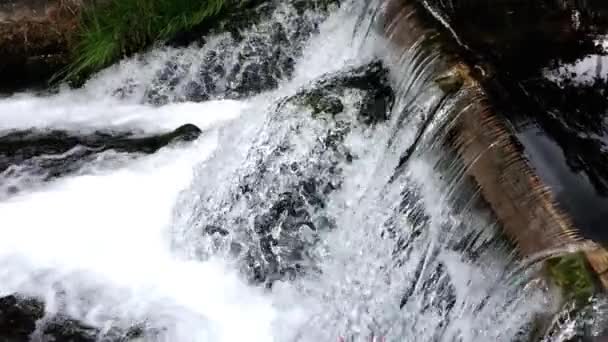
(0, 0), (563, 341)
(0, 3), (379, 341)
(0, 99), (297, 341)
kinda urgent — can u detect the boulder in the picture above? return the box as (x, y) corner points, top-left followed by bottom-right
(187, 61), (394, 288)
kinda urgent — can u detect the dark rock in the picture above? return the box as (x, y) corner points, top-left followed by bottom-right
(292, 0), (340, 15)
(164, 124), (203, 143)
(42, 317), (99, 342)
(286, 61), (395, 124)
(183, 60), (394, 288)
(0, 295), (44, 341)
(229, 63), (393, 286)
(204, 225), (230, 236)
(229, 242), (243, 256)
(0, 294), (138, 342)
(0, 124), (202, 195)
(300, 91), (345, 116)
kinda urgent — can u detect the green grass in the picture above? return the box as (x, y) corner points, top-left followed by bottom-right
(59, 0), (229, 83)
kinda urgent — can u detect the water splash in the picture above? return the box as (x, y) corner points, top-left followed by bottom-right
(0, 0), (580, 341)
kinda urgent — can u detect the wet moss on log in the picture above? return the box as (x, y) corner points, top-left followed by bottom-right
(546, 253), (599, 304)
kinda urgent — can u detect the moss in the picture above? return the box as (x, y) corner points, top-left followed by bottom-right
(283, 61), (393, 123)
(435, 68), (465, 94)
(58, 0), (234, 83)
(297, 90), (345, 117)
(546, 253), (598, 304)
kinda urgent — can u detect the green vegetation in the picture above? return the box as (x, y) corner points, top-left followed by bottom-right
(546, 253), (598, 304)
(59, 0), (230, 82)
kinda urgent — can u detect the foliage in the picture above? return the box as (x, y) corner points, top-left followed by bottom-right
(59, 0), (228, 82)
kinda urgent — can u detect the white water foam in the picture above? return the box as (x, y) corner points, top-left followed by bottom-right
(0, 100), (311, 341)
(0, 0), (553, 341)
(0, 97), (243, 134)
(0, 2), (378, 340)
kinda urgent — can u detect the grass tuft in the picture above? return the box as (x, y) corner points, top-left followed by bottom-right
(58, 0), (228, 83)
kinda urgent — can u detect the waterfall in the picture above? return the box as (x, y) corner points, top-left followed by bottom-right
(0, 0), (605, 341)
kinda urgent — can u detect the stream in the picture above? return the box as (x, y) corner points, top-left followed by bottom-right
(0, 0), (606, 341)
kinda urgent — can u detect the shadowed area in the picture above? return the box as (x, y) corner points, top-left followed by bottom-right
(420, 0), (608, 246)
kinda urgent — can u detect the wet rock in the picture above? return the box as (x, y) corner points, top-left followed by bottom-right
(286, 61), (395, 124)
(144, 0), (340, 104)
(182, 60), (394, 288)
(292, 0), (340, 15)
(298, 91), (345, 116)
(435, 66), (465, 94)
(204, 225), (230, 236)
(0, 124), (202, 194)
(540, 295), (608, 342)
(0, 295), (43, 341)
(0, 294), (137, 342)
(231, 63), (394, 286)
(41, 317), (99, 342)
(163, 123), (203, 143)
(0, 124), (201, 161)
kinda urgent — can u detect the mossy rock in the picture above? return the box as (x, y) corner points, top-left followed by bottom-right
(284, 61), (395, 124)
(546, 253), (599, 305)
(298, 90), (345, 117)
(435, 69), (465, 94)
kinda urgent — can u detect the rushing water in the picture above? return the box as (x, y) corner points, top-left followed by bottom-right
(0, 0), (605, 341)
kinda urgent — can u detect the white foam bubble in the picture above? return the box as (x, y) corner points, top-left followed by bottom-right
(0, 96), (244, 134)
(0, 100), (305, 340)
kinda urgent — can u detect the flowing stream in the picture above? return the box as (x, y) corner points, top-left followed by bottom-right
(0, 0), (605, 341)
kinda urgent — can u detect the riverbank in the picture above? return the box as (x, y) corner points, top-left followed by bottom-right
(0, 0), (81, 91)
